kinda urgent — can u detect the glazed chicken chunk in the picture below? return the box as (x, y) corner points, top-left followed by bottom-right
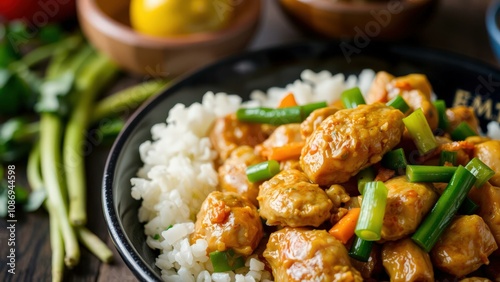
(209, 113), (270, 162)
(257, 169), (332, 227)
(300, 106), (339, 139)
(300, 103), (405, 185)
(381, 176), (438, 241)
(431, 215), (498, 278)
(366, 71), (394, 104)
(218, 146), (265, 206)
(473, 140), (500, 187)
(382, 238), (434, 282)
(264, 227), (363, 282)
(468, 182), (500, 250)
(191, 191), (263, 256)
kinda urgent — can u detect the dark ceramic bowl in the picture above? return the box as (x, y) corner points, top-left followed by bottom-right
(102, 41), (500, 281)
(487, 0), (500, 63)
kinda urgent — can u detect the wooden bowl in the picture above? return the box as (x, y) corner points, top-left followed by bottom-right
(77, 0), (261, 77)
(278, 0), (438, 40)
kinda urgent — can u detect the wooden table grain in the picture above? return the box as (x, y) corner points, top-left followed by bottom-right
(1, 0), (497, 281)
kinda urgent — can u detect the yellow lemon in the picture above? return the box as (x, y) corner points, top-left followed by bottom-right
(130, 0), (234, 37)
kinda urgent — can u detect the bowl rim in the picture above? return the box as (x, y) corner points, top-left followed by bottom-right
(279, 0), (437, 13)
(486, 1), (500, 47)
(102, 40), (500, 282)
(77, 0), (261, 48)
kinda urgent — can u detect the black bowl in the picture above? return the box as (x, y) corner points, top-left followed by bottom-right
(102, 40), (500, 281)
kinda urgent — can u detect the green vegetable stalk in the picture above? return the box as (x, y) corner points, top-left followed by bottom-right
(40, 114), (80, 267)
(64, 52), (118, 226)
(403, 108), (438, 155)
(341, 87), (366, 109)
(406, 165), (457, 183)
(75, 227), (114, 263)
(246, 160), (280, 183)
(27, 143), (114, 279)
(411, 165), (476, 252)
(236, 101), (327, 125)
(91, 79), (167, 123)
(356, 166), (375, 194)
(349, 235), (373, 262)
(355, 181), (388, 241)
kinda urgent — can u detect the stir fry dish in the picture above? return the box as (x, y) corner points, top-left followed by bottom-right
(196, 72), (500, 281)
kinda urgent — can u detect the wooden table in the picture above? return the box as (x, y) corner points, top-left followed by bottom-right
(1, 0), (497, 281)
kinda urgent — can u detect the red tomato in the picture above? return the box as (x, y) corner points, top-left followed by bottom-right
(0, 0), (76, 23)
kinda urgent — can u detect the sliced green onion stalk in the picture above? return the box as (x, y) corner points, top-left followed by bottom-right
(236, 102), (327, 125)
(439, 150), (457, 166)
(246, 160), (280, 183)
(355, 181), (388, 241)
(450, 121), (477, 141)
(411, 165), (476, 252)
(403, 108), (439, 155)
(465, 157), (495, 188)
(348, 235), (373, 262)
(386, 95), (410, 114)
(356, 166), (375, 195)
(209, 249), (245, 272)
(406, 165), (457, 183)
(433, 100), (450, 132)
(341, 87), (366, 109)
(381, 148), (408, 175)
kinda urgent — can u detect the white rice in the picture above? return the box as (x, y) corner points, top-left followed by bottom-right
(130, 68), (499, 281)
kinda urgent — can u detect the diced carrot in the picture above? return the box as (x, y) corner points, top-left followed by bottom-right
(268, 141), (305, 161)
(328, 208), (361, 244)
(277, 92), (298, 108)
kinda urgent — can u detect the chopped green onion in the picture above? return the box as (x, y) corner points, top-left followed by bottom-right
(433, 100), (449, 131)
(459, 197), (478, 215)
(356, 166), (375, 194)
(355, 181), (388, 241)
(406, 165), (457, 183)
(341, 87), (366, 109)
(348, 235), (373, 262)
(209, 249), (245, 272)
(246, 160), (280, 183)
(403, 108), (439, 155)
(236, 102), (327, 125)
(465, 157), (495, 188)
(439, 150), (457, 166)
(381, 148), (408, 175)
(386, 95), (410, 114)
(450, 121), (477, 141)
(411, 165), (476, 252)
(153, 234), (160, 240)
